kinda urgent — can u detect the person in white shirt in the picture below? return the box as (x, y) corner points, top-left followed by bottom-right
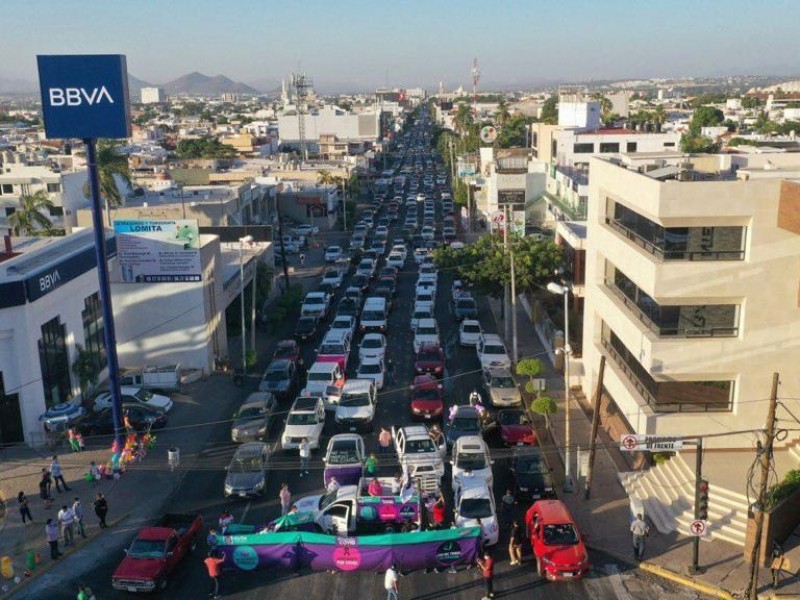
(630, 513), (650, 561)
(299, 438), (311, 477)
(384, 563), (399, 600)
(326, 477), (340, 494)
(57, 505), (75, 546)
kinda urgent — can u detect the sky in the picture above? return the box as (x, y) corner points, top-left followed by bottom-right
(1, 0), (799, 90)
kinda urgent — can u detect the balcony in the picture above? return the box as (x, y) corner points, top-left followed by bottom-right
(496, 156), (528, 174)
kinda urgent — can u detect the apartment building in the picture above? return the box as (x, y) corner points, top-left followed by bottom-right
(581, 153), (800, 449)
(472, 147), (546, 225)
(277, 104), (380, 155)
(140, 87), (165, 104)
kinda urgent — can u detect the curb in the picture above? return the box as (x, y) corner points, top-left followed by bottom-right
(638, 561), (736, 600)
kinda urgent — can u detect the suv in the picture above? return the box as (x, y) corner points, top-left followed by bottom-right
(525, 500), (590, 581)
(316, 330), (352, 371)
(281, 396), (326, 450)
(258, 359), (298, 401)
(301, 291), (331, 319)
(230, 392), (276, 442)
(335, 379), (377, 433)
(477, 333), (511, 372)
(451, 295), (478, 321)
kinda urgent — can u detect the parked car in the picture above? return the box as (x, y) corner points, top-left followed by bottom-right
(453, 478), (499, 546)
(324, 245), (343, 262)
(293, 224), (318, 237)
(525, 500), (590, 581)
(451, 435), (494, 491)
(477, 333), (512, 372)
(258, 359), (299, 400)
(356, 356), (386, 390)
(321, 270), (344, 290)
(358, 333), (387, 363)
(301, 291), (331, 319)
(511, 446), (555, 501)
(413, 318), (440, 353)
(322, 434), (365, 486)
(330, 314), (357, 339)
(414, 343), (444, 377)
(452, 295), (478, 321)
(498, 409), (537, 446)
(302, 360), (346, 410)
(316, 329), (353, 371)
(337, 297), (361, 321)
(484, 367), (522, 407)
(281, 396), (326, 450)
(273, 339), (300, 364)
(411, 306), (434, 331)
(459, 319), (482, 347)
(81, 403), (166, 436)
(94, 386), (174, 414)
(445, 406), (484, 447)
(224, 442), (271, 498)
(230, 392), (276, 442)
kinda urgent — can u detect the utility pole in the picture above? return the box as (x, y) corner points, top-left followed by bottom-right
(746, 372), (780, 600)
(503, 204), (511, 342)
(690, 436), (704, 574)
(275, 196), (290, 294)
(584, 355), (606, 500)
(250, 253), (257, 353)
(509, 226), (518, 364)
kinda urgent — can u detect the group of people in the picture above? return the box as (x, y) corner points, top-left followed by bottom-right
(42, 493), (109, 561)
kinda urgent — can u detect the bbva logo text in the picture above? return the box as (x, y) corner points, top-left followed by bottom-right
(48, 86), (114, 107)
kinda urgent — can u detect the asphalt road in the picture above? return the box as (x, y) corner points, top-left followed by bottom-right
(14, 116), (674, 600)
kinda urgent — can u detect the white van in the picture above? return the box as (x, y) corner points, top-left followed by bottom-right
(360, 296), (388, 333)
(335, 379), (377, 433)
(302, 361), (346, 410)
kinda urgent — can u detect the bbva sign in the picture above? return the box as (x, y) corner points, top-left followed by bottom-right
(37, 54), (131, 139)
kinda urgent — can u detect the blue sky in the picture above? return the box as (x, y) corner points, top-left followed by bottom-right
(2, 0), (798, 89)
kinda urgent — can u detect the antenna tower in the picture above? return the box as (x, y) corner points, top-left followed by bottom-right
(291, 73), (313, 160)
(471, 57), (480, 112)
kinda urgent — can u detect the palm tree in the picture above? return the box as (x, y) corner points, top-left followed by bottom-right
(84, 141), (132, 226)
(454, 103), (474, 135)
(7, 190), (54, 236)
(495, 99), (511, 126)
(317, 169), (337, 186)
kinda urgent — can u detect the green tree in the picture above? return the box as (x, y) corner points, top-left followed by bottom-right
(494, 99), (511, 126)
(531, 395), (558, 431)
(454, 103), (475, 135)
(7, 190), (54, 236)
(680, 133), (720, 154)
(516, 358), (544, 395)
(496, 114), (529, 148)
(689, 106), (725, 135)
(71, 343), (102, 398)
(175, 137), (238, 159)
(540, 96), (558, 124)
(317, 169), (337, 186)
(741, 96), (762, 109)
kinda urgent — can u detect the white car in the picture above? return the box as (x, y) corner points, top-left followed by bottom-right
(459, 319), (483, 347)
(324, 245), (343, 262)
(419, 263), (437, 278)
(330, 314), (357, 339)
(421, 226), (435, 241)
(454, 478), (499, 546)
(281, 396), (326, 450)
(356, 259), (376, 278)
(391, 244), (407, 259)
(93, 386), (174, 413)
(411, 306), (434, 331)
(375, 225), (389, 237)
(387, 252), (405, 269)
(358, 333), (387, 362)
(414, 248), (431, 264)
(413, 318), (440, 353)
(293, 224), (318, 237)
(321, 270), (344, 290)
(477, 333), (512, 371)
(414, 290), (435, 314)
(451, 435), (494, 490)
(301, 291), (331, 318)
(356, 357), (386, 390)
(452, 279), (464, 300)
(415, 280), (437, 299)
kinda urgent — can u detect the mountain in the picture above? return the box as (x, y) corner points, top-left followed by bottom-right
(162, 72), (259, 96)
(127, 74), (153, 97)
(246, 78), (281, 95)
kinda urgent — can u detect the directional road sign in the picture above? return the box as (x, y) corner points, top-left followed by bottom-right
(619, 434), (684, 452)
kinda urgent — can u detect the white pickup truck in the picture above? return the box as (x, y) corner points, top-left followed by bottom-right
(392, 425), (446, 496)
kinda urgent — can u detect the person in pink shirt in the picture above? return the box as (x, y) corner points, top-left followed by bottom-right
(279, 483), (291, 516)
(368, 478), (383, 497)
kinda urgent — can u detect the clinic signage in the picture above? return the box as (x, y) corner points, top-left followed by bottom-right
(114, 219), (202, 283)
(37, 54), (131, 139)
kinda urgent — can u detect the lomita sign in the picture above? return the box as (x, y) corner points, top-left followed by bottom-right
(37, 54), (131, 139)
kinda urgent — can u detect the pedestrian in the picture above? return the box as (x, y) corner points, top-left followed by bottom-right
(93, 492), (108, 529)
(500, 488), (516, 526)
(218, 510), (234, 534)
(384, 563), (400, 600)
(50, 455), (71, 492)
(39, 468), (52, 503)
(365, 453), (378, 477)
(432, 493), (446, 530)
(88, 461), (100, 488)
(476, 518), (487, 551)
(72, 497), (87, 538)
(385, 358), (395, 385)
(299, 252), (306, 267)
(296, 358), (307, 381)
(76, 431), (86, 452)
(771, 541), (785, 589)
(378, 428), (392, 456)
(326, 476), (340, 494)
(58, 504), (75, 546)
(391, 472), (402, 495)
(77, 584), (96, 600)
(279, 483), (292, 516)
(67, 429), (80, 452)
(18, 491), (33, 524)
(207, 528), (218, 554)
(508, 519), (522, 566)
(45, 518), (61, 560)
(204, 549), (225, 599)
(477, 551), (495, 599)
(298, 438), (310, 477)
(630, 513), (650, 561)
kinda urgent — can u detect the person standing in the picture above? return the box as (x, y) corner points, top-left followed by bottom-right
(296, 358), (307, 382)
(218, 510), (234, 534)
(432, 494), (446, 530)
(326, 476), (340, 494)
(50, 455), (71, 493)
(207, 528), (218, 554)
(45, 519), (61, 560)
(477, 552), (495, 599)
(299, 252), (306, 267)
(279, 483), (292, 516)
(298, 438), (310, 477)
(93, 492), (108, 529)
(508, 520), (522, 566)
(39, 468), (52, 502)
(500, 489), (516, 527)
(630, 513), (650, 561)
(72, 498), (87, 539)
(378, 428), (392, 456)
(365, 453), (378, 477)
(88, 461), (100, 488)
(384, 563), (399, 600)
(204, 549), (225, 599)
(18, 491), (33, 525)
(58, 504), (75, 546)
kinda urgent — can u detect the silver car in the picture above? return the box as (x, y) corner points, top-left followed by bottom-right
(224, 442), (270, 498)
(231, 393), (275, 442)
(485, 368), (522, 407)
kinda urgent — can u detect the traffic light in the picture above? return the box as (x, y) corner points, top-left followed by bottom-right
(697, 477), (710, 520)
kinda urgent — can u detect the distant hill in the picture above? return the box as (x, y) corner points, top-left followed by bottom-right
(162, 72), (259, 96)
(127, 74), (153, 97)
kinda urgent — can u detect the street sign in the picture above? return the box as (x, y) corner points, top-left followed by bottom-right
(37, 54), (132, 139)
(480, 125), (498, 143)
(619, 434), (684, 452)
(689, 519), (709, 537)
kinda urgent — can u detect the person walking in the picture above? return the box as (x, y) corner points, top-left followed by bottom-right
(18, 491), (33, 525)
(93, 492), (108, 529)
(630, 513), (650, 561)
(58, 504), (76, 546)
(299, 252), (306, 267)
(45, 518), (61, 560)
(298, 438), (310, 477)
(477, 552), (495, 599)
(431, 493), (446, 530)
(384, 563), (400, 600)
(377, 428), (392, 456)
(365, 453), (378, 477)
(500, 489), (516, 527)
(204, 549), (225, 599)
(39, 468), (52, 504)
(508, 519), (522, 566)
(50, 455), (71, 493)
(72, 497), (87, 539)
(279, 483), (292, 516)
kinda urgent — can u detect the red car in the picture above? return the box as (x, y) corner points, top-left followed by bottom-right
(414, 343), (444, 377)
(498, 409), (537, 446)
(273, 339), (300, 364)
(525, 500), (590, 581)
(410, 375), (444, 421)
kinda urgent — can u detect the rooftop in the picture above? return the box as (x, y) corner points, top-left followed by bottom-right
(0, 229), (102, 280)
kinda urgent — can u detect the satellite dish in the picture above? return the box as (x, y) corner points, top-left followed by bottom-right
(480, 126), (497, 143)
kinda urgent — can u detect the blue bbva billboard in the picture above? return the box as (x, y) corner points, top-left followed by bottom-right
(37, 54), (131, 139)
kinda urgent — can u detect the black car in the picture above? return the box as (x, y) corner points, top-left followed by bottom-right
(351, 273), (370, 293)
(294, 315), (320, 342)
(510, 447), (556, 501)
(376, 276), (397, 297)
(452, 296), (478, 321)
(337, 297), (361, 320)
(258, 359), (299, 401)
(80, 403), (166, 436)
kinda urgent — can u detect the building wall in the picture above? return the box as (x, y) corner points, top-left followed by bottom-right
(582, 157), (800, 449)
(277, 106), (380, 147)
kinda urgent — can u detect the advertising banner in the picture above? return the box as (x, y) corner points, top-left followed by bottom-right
(114, 219), (202, 283)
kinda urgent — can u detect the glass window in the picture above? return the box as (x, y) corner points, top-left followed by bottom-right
(573, 143), (594, 154)
(82, 293), (107, 373)
(599, 142), (620, 153)
(0, 184), (13, 195)
(38, 317), (72, 407)
(626, 142), (638, 152)
(46, 183), (61, 193)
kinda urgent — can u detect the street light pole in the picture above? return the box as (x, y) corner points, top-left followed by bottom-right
(548, 281), (574, 493)
(239, 235), (253, 371)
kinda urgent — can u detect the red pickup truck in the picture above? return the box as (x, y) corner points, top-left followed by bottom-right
(112, 513), (203, 593)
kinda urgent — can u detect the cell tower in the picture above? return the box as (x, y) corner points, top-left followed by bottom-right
(471, 57), (480, 111)
(291, 73), (313, 160)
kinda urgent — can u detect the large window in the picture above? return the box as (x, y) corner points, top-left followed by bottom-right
(573, 143), (594, 154)
(0, 373), (24, 445)
(82, 293), (107, 372)
(626, 142), (638, 153)
(38, 317), (72, 407)
(0, 184), (13, 195)
(599, 142), (620, 153)
(601, 322), (733, 412)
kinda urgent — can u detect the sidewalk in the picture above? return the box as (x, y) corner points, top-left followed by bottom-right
(489, 294), (800, 600)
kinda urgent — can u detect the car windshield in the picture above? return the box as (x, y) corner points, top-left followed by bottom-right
(417, 349), (440, 361)
(264, 370), (287, 382)
(127, 539), (165, 559)
(459, 498), (492, 519)
(515, 455), (546, 474)
(238, 407), (265, 419)
(463, 324), (481, 333)
(405, 439), (436, 454)
(275, 346), (295, 357)
(134, 389), (153, 402)
(543, 524), (580, 546)
(340, 392), (371, 407)
(231, 457), (263, 472)
(491, 376), (516, 388)
(457, 299), (476, 309)
(499, 411), (529, 426)
(333, 319), (351, 329)
(452, 418), (480, 432)
(328, 444), (359, 464)
(305, 297), (325, 305)
(362, 338), (383, 349)
(456, 452), (487, 471)
(417, 294), (433, 303)
(417, 326), (437, 335)
(484, 345), (507, 355)
(287, 412), (317, 425)
(415, 389), (440, 401)
(320, 344), (345, 354)
(308, 372), (332, 382)
(319, 490), (339, 511)
(363, 311), (384, 321)
(359, 363), (383, 375)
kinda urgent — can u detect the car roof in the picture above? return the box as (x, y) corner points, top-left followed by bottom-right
(343, 379), (375, 392)
(488, 367), (514, 377)
(308, 361), (339, 374)
(233, 442), (268, 458)
(458, 478), (492, 496)
(362, 332), (385, 342)
(455, 435), (486, 451)
(461, 319), (480, 326)
(417, 318), (437, 327)
(267, 359), (292, 370)
(453, 406), (480, 418)
(417, 342), (442, 353)
(306, 291), (327, 298)
(413, 374), (438, 386)
(292, 396), (322, 412)
(482, 333), (504, 343)
(533, 499), (574, 523)
(322, 329), (349, 343)
(244, 392), (273, 405)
